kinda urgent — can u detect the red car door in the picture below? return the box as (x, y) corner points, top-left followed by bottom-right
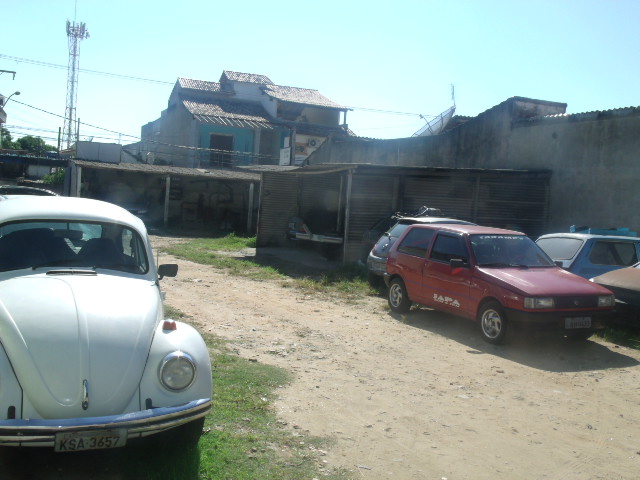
(422, 232), (475, 319)
(393, 227), (437, 304)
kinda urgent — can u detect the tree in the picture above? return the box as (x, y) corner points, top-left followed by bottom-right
(14, 135), (57, 154)
(0, 126), (15, 149)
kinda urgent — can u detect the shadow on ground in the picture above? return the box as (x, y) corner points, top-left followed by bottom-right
(390, 307), (640, 373)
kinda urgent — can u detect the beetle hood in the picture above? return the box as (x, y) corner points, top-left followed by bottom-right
(476, 266), (612, 296)
(0, 274), (160, 419)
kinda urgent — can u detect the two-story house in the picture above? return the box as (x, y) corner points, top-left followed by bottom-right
(141, 71), (354, 168)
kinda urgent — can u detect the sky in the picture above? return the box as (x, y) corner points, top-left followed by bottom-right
(2, 0), (639, 147)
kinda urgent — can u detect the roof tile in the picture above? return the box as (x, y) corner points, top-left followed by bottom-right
(262, 84), (345, 109)
(221, 71), (273, 85)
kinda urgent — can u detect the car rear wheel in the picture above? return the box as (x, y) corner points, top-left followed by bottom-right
(478, 301), (508, 344)
(388, 278), (412, 313)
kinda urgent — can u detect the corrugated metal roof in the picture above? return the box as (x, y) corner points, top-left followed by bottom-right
(182, 98), (274, 129)
(277, 163), (551, 176)
(262, 85), (346, 110)
(72, 160), (261, 181)
(221, 71), (273, 85)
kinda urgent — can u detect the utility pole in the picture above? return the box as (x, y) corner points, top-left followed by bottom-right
(63, 19), (89, 149)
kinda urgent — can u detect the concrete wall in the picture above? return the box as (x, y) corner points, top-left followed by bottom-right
(76, 142), (122, 163)
(310, 97), (640, 236)
(508, 110), (640, 232)
(148, 103), (198, 167)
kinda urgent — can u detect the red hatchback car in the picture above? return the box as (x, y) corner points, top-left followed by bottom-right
(385, 224), (615, 344)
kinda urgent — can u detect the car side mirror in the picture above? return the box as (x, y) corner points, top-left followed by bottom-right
(158, 264), (178, 280)
(450, 258), (469, 269)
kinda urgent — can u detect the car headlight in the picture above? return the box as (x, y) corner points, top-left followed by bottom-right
(159, 352), (196, 391)
(598, 295), (615, 308)
(524, 297), (555, 309)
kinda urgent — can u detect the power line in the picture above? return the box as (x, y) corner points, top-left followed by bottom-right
(0, 54), (174, 85)
(1, 53), (446, 119)
(10, 99), (141, 140)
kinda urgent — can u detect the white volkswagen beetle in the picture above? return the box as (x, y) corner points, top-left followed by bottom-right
(0, 195), (212, 451)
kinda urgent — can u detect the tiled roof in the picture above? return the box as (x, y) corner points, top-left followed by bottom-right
(178, 78), (223, 92)
(221, 71), (273, 85)
(262, 85), (346, 110)
(182, 98), (274, 129)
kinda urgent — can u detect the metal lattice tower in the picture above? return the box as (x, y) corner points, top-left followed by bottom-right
(63, 20), (89, 149)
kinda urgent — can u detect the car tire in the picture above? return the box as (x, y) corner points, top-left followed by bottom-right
(478, 301), (508, 344)
(388, 278), (412, 313)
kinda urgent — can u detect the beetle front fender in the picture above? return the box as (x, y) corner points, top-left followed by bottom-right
(138, 321), (212, 409)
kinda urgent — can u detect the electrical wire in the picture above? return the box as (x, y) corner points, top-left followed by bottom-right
(0, 54), (173, 86)
(0, 53), (447, 119)
(2, 53), (453, 145)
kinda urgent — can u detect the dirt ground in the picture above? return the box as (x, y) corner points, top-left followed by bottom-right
(153, 236), (640, 480)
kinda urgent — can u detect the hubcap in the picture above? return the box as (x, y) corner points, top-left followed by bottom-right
(482, 309), (502, 339)
(390, 284), (402, 307)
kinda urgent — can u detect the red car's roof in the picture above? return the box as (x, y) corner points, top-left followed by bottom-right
(407, 224), (524, 236)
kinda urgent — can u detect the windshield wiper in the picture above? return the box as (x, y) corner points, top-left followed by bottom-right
(478, 262), (511, 268)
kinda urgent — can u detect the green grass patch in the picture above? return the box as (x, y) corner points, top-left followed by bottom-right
(596, 324), (640, 349)
(164, 235), (283, 282)
(163, 234), (377, 300)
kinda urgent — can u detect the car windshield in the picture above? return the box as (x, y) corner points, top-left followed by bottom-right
(536, 237), (583, 260)
(471, 234), (555, 267)
(0, 220), (149, 274)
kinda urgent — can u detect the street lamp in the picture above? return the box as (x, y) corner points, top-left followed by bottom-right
(1, 90), (20, 107)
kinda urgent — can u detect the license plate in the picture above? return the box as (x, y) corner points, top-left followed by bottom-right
(54, 429), (127, 452)
(565, 317), (591, 329)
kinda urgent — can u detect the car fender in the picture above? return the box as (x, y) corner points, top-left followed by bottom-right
(0, 341), (22, 417)
(138, 321), (212, 409)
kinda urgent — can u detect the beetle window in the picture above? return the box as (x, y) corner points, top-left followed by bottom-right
(589, 241), (638, 266)
(430, 234), (468, 263)
(397, 228), (435, 258)
(0, 221), (148, 274)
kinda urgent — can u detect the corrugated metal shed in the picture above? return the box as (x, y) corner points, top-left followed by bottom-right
(257, 164), (551, 263)
(70, 160), (262, 232)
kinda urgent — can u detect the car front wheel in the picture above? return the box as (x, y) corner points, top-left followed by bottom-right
(478, 301), (508, 344)
(388, 278), (412, 313)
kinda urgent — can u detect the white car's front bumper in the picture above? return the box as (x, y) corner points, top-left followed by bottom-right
(0, 398), (211, 448)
